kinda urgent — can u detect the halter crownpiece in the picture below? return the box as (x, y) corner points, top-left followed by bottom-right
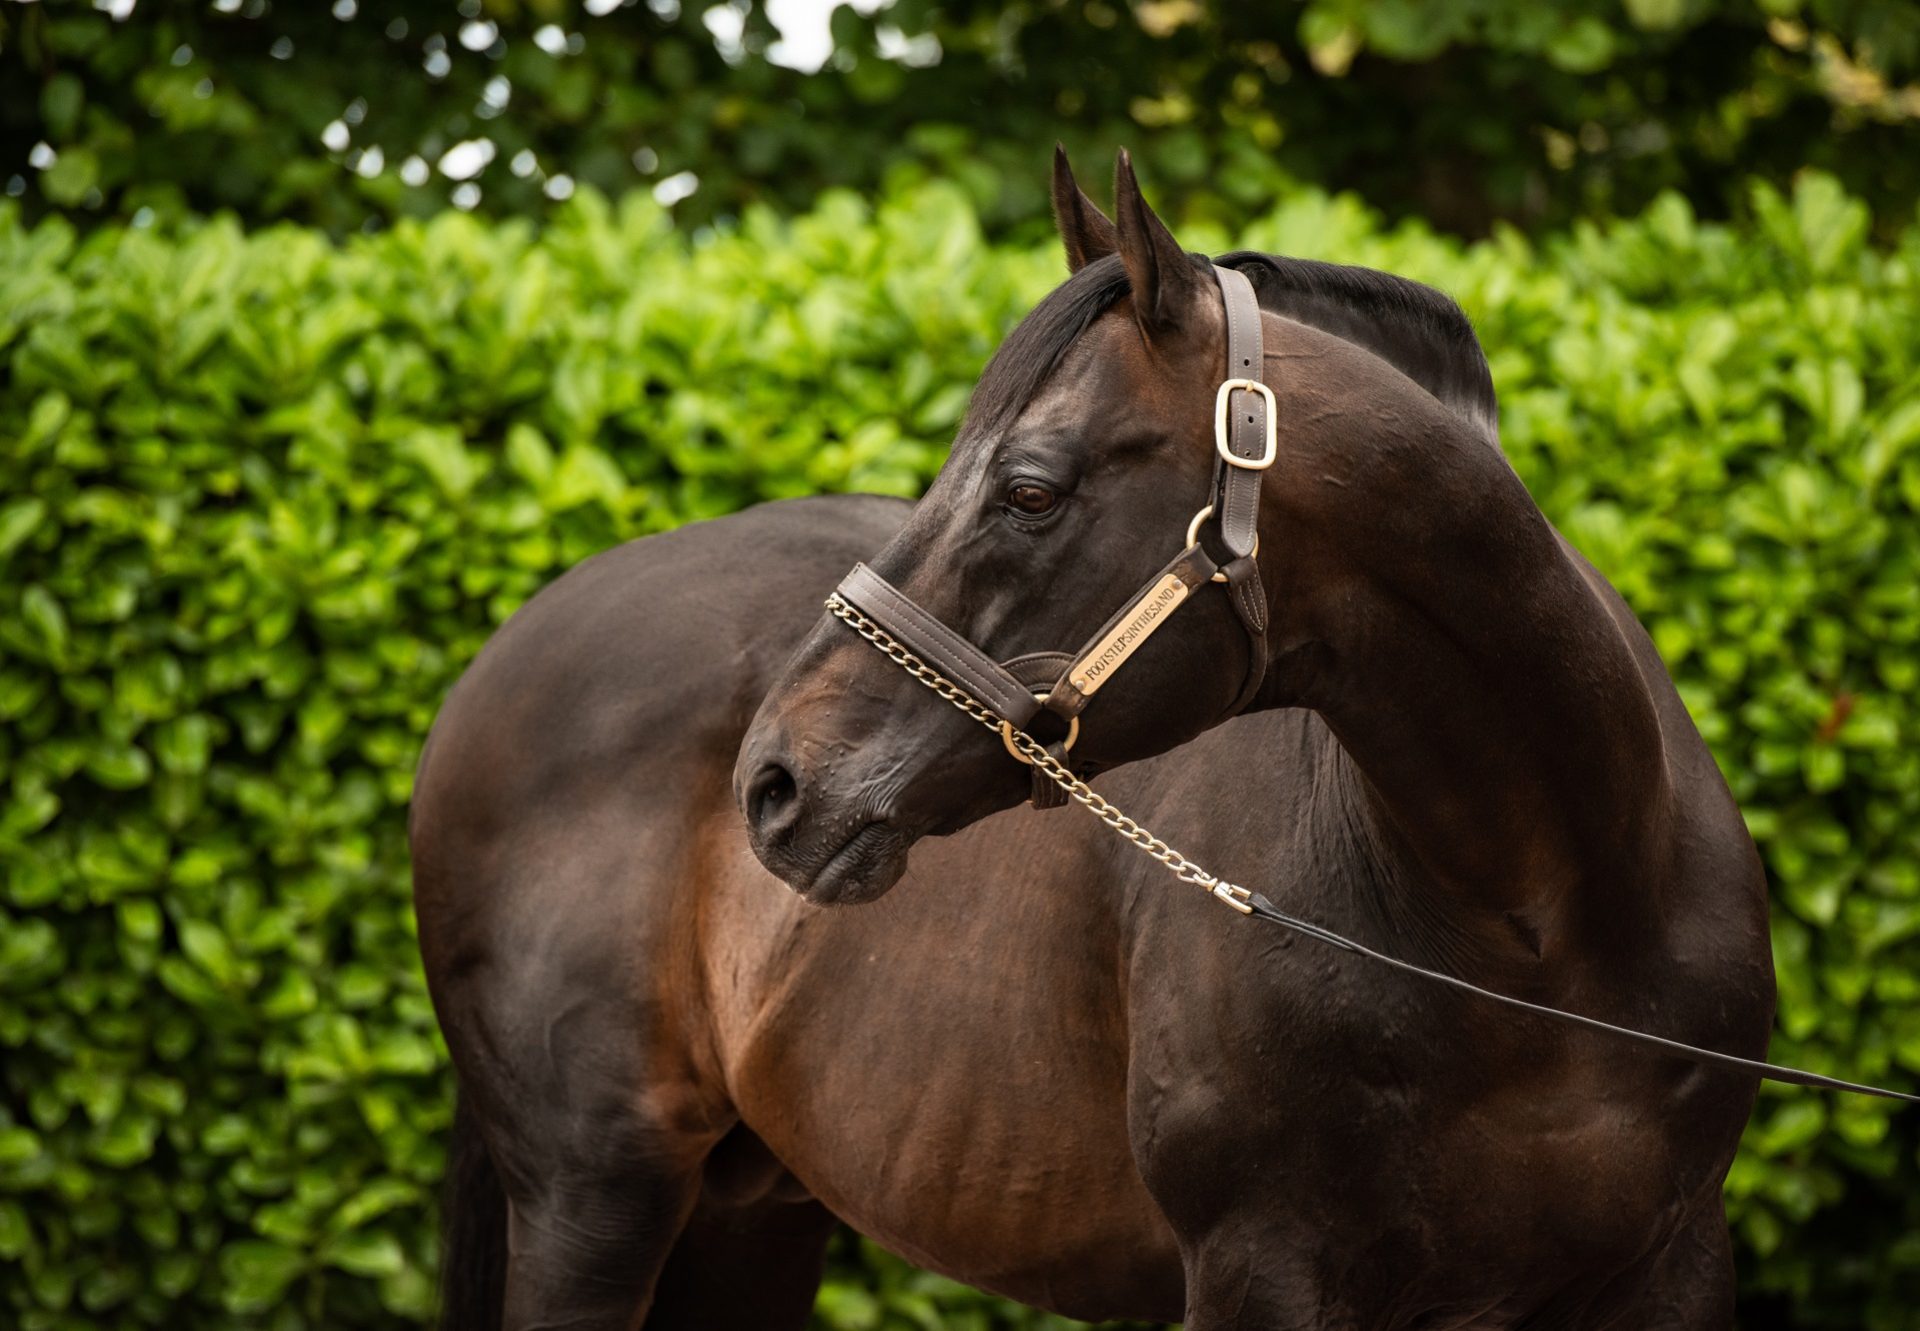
(830, 263), (1272, 806)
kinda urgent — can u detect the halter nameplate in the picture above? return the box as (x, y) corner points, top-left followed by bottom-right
(1065, 572), (1190, 698)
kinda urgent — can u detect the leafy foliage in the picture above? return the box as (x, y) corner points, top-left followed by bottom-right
(1, 172), (1918, 1328)
(4, 0), (1920, 238)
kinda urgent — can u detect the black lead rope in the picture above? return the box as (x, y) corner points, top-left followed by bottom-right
(1242, 892), (1920, 1103)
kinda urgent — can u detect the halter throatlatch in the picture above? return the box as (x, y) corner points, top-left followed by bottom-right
(831, 264), (1272, 807)
(818, 260), (1918, 1105)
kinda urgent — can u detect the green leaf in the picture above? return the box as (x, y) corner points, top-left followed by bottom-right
(151, 714), (215, 774)
(0, 1202), (31, 1260)
(1544, 17), (1614, 72)
(1622, 0), (1685, 29)
(19, 585), (68, 657)
(0, 499), (48, 561)
(0, 1127), (42, 1168)
(85, 741), (152, 790)
(217, 1240), (307, 1315)
(40, 146), (100, 208)
(176, 919), (244, 989)
(320, 1229), (405, 1278)
(407, 426), (481, 500)
(40, 74), (84, 140)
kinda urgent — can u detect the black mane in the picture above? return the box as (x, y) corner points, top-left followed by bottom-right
(962, 250), (1499, 447)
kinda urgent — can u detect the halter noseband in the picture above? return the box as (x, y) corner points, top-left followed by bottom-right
(828, 264), (1273, 807)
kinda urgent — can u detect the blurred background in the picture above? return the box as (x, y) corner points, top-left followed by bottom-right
(2, 1), (1918, 1327)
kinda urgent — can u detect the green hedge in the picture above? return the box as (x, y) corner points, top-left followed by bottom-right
(0, 176), (1917, 1329)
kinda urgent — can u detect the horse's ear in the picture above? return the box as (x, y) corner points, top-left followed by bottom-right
(1051, 145), (1117, 273)
(1113, 148), (1207, 340)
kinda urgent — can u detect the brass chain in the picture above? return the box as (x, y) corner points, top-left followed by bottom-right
(824, 593), (1255, 914)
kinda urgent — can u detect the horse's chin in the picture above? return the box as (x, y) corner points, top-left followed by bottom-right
(782, 821), (914, 906)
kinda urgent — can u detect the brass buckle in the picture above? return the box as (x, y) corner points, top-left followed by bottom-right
(1000, 692), (1079, 765)
(1184, 504), (1259, 584)
(1214, 378), (1277, 470)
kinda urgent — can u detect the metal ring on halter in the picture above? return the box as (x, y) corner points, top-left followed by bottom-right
(1000, 692), (1079, 765)
(1184, 505), (1259, 583)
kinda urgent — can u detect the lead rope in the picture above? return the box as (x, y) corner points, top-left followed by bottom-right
(823, 591), (1920, 1104)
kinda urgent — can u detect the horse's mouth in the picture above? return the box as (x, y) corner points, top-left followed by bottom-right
(791, 821), (910, 905)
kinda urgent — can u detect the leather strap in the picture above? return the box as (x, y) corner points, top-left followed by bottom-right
(835, 564), (1042, 728)
(1214, 265), (1267, 561)
(1208, 265), (1271, 719)
(1220, 557), (1268, 715)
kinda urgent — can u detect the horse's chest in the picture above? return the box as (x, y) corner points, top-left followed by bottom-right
(1123, 927), (1691, 1296)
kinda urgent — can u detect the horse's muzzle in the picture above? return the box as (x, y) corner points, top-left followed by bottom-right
(734, 728), (914, 905)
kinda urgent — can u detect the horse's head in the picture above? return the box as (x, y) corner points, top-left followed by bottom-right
(736, 150), (1275, 903)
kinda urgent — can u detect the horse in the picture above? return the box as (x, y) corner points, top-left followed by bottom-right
(412, 150), (1774, 1329)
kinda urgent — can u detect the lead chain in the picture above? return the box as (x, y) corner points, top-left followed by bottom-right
(824, 594), (1255, 915)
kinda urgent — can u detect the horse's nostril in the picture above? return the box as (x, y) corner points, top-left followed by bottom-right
(745, 762), (800, 841)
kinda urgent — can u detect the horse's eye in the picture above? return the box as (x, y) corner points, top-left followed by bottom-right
(1006, 484), (1057, 516)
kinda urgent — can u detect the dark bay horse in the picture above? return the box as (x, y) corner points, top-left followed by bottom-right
(412, 152), (1774, 1329)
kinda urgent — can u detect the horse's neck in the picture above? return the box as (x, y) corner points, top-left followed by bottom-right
(1259, 370), (1674, 942)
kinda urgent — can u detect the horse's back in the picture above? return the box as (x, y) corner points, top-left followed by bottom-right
(413, 493), (908, 841)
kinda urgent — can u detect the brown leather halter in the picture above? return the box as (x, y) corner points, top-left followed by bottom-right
(833, 264), (1272, 807)
(819, 262), (1919, 1105)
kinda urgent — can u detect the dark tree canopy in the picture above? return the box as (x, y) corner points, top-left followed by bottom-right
(3, 0), (1919, 237)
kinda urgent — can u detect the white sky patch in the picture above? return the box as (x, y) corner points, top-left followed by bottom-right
(703, 4), (745, 61)
(438, 138), (496, 180)
(321, 119), (350, 152)
(766, 0), (890, 72)
(459, 20), (498, 51)
(533, 24), (568, 55)
(652, 170), (698, 205)
(399, 155), (430, 187)
(876, 24), (939, 66)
